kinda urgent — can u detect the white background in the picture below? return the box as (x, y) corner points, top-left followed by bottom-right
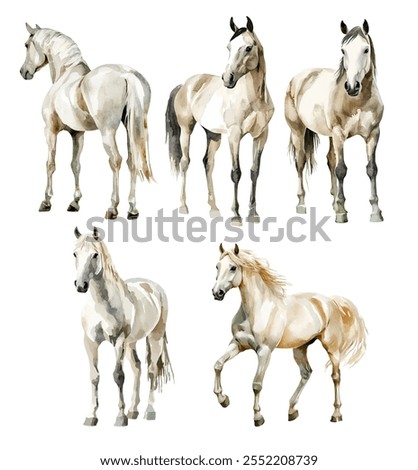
(2, 0), (416, 468)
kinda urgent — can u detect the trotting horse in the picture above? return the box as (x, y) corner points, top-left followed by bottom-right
(212, 244), (366, 426)
(285, 20), (384, 223)
(74, 227), (173, 426)
(20, 24), (153, 219)
(166, 17), (274, 225)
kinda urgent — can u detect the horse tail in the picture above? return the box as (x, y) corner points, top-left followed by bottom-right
(287, 128), (318, 174)
(165, 84), (182, 176)
(304, 129), (318, 173)
(125, 72), (154, 181)
(146, 333), (174, 392)
(331, 296), (367, 367)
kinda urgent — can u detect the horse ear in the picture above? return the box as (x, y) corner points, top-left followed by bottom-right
(74, 227), (81, 239)
(26, 23), (36, 35)
(340, 21), (348, 34)
(93, 226), (100, 241)
(246, 17), (254, 32)
(230, 17), (238, 32)
(234, 244), (239, 255)
(362, 19), (369, 34)
(219, 243), (225, 254)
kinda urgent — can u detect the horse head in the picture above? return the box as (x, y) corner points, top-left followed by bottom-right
(222, 17), (260, 89)
(73, 227), (103, 293)
(339, 20), (373, 97)
(20, 23), (47, 80)
(212, 243), (242, 300)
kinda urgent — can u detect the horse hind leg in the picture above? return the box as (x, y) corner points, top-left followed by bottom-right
(67, 131), (85, 212)
(291, 130), (307, 214)
(248, 128), (269, 223)
(288, 344), (312, 421)
(101, 128), (123, 220)
(326, 138), (337, 200)
(203, 129), (222, 218)
(39, 127), (59, 212)
(320, 339), (343, 422)
(126, 343), (141, 419)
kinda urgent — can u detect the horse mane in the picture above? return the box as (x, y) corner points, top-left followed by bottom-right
(35, 28), (88, 81)
(76, 235), (126, 288)
(336, 26), (377, 83)
(222, 249), (287, 297)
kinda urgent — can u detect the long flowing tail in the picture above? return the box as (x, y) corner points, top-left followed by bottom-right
(288, 128), (319, 174)
(165, 84), (182, 176)
(146, 333), (174, 392)
(331, 296), (367, 367)
(125, 72), (154, 181)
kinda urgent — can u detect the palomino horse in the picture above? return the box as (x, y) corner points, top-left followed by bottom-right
(285, 20), (383, 223)
(166, 17), (274, 225)
(20, 24), (153, 219)
(212, 244), (366, 426)
(74, 227), (173, 426)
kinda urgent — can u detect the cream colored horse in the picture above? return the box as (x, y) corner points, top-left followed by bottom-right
(212, 244), (366, 426)
(166, 17), (274, 225)
(285, 20), (383, 222)
(20, 24), (153, 219)
(74, 227), (173, 426)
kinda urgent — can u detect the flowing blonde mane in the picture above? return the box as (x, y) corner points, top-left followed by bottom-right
(222, 249), (287, 297)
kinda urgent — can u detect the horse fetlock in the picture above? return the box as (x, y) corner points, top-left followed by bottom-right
(252, 381), (263, 392)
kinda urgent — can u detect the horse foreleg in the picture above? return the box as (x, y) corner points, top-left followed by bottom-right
(214, 340), (241, 408)
(248, 128), (268, 223)
(84, 336), (100, 426)
(40, 127), (58, 212)
(326, 138), (337, 199)
(288, 344), (312, 421)
(252, 345), (272, 427)
(113, 334), (127, 426)
(203, 130), (222, 218)
(332, 133), (348, 223)
(365, 128), (383, 222)
(101, 129), (122, 220)
(228, 129), (242, 225)
(126, 343), (141, 419)
(67, 131), (84, 212)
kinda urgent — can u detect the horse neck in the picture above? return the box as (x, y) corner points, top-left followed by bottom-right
(89, 267), (128, 307)
(245, 43), (268, 102)
(40, 29), (89, 83)
(239, 269), (278, 315)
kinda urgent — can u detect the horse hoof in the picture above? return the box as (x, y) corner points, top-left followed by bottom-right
(144, 411), (156, 420)
(254, 416), (265, 427)
(247, 213), (260, 224)
(210, 209), (221, 218)
(114, 415), (128, 426)
(296, 205), (306, 214)
(220, 396), (230, 408)
(230, 216), (242, 226)
(127, 411), (139, 419)
(67, 202), (80, 212)
(331, 415), (343, 422)
(39, 201), (51, 212)
(335, 213), (348, 223)
(84, 417), (98, 426)
(127, 211), (139, 220)
(179, 205), (189, 215)
(288, 410), (299, 421)
(105, 209), (118, 220)
(370, 212), (383, 222)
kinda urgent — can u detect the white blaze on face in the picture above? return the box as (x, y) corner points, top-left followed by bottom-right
(227, 34), (247, 68)
(342, 35), (371, 90)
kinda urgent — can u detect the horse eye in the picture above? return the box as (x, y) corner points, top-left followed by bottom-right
(364, 48), (369, 54)
(92, 253), (98, 259)
(25, 43), (28, 49)
(245, 46), (252, 52)
(73, 253), (77, 258)
(231, 266), (237, 272)
(341, 49), (344, 55)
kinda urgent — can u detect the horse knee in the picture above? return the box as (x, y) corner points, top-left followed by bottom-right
(214, 361), (223, 372)
(335, 161), (347, 181)
(253, 381), (262, 392)
(180, 156), (190, 172)
(231, 167), (241, 184)
(113, 365), (125, 388)
(366, 160), (377, 179)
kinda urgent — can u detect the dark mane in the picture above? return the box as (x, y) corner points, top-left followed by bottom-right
(336, 27), (376, 83)
(230, 27), (247, 41)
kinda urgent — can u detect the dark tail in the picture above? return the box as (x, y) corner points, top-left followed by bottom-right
(165, 85), (182, 176)
(288, 128), (319, 174)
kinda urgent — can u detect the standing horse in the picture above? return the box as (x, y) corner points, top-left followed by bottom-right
(285, 20), (383, 223)
(74, 227), (173, 426)
(166, 17), (274, 225)
(20, 24), (153, 219)
(212, 244), (366, 426)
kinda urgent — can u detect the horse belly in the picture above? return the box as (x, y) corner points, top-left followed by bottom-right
(192, 88), (228, 134)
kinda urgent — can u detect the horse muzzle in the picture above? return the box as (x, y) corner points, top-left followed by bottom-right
(212, 288), (226, 301)
(344, 80), (360, 97)
(74, 280), (89, 293)
(222, 72), (237, 89)
(20, 68), (33, 80)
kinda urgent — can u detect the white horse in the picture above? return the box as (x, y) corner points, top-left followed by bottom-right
(74, 227), (173, 426)
(166, 17), (274, 225)
(212, 244), (366, 426)
(20, 24), (153, 219)
(285, 20), (383, 222)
